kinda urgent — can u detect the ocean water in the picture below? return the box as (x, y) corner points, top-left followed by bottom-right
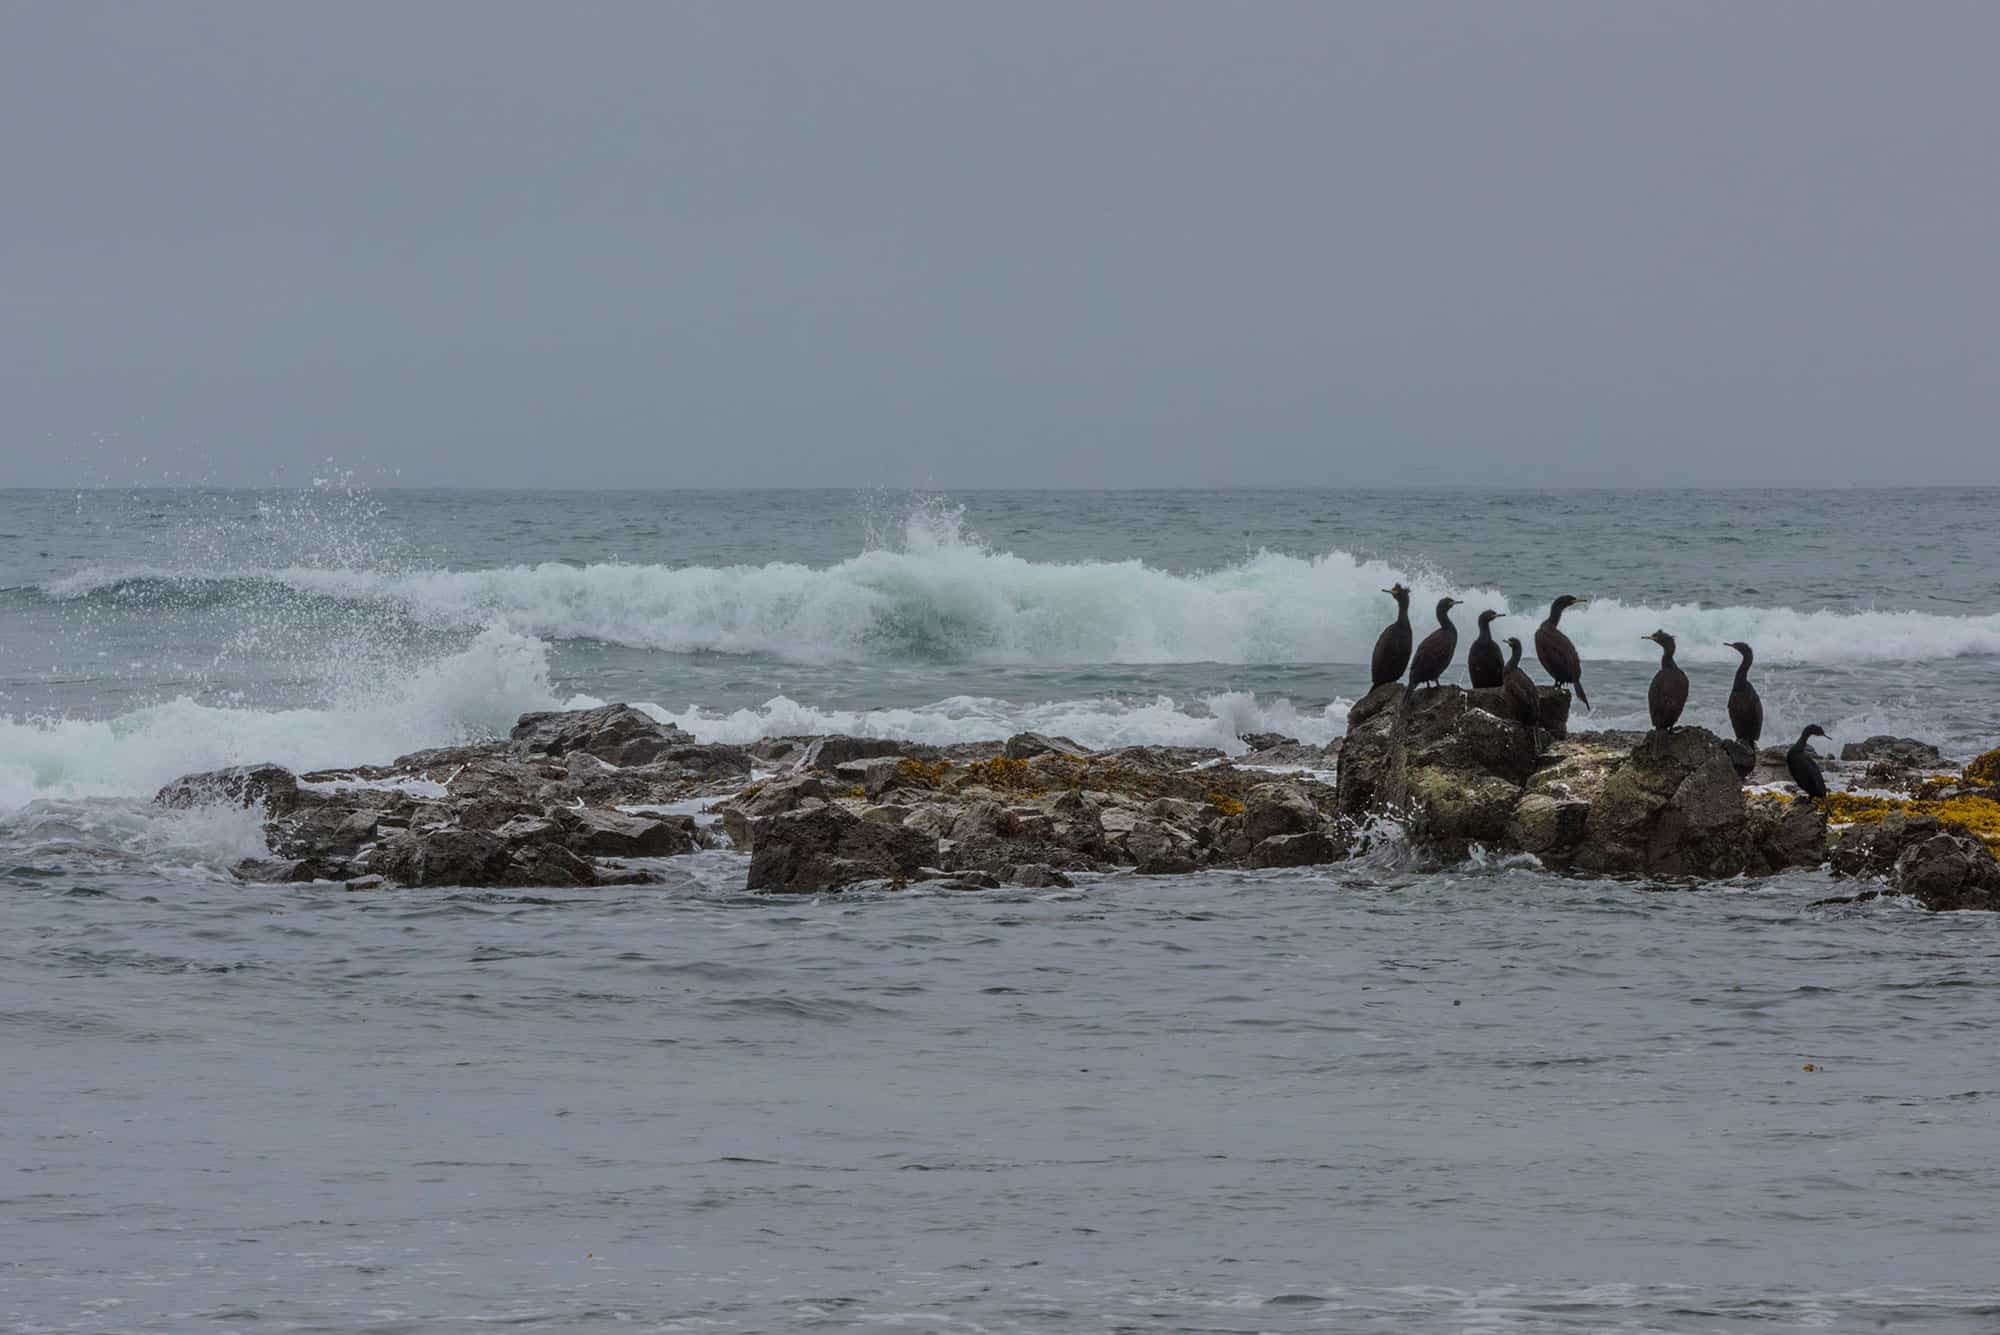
(4, 486), (1998, 1332)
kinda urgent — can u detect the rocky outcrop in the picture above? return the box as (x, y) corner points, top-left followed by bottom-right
(157, 703), (752, 889)
(150, 699), (1997, 912)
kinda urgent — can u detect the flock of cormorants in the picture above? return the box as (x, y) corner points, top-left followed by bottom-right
(1370, 584), (1829, 801)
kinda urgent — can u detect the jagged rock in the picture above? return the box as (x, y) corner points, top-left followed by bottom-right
(745, 803), (937, 892)
(798, 736), (924, 771)
(231, 856), (327, 884)
(344, 874), (388, 891)
(369, 829), (516, 887)
(1247, 831), (1344, 868)
(1003, 732), (1085, 760)
(1571, 729), (1750, 877)
(718, 774), (829, 846)
(1242, 783), (1319, 843)
(511, 704), (687, 766)
(1007, 863), (1074, 888)
(937, 870), (1003, 890)
(1892, 833), (2000, 911)
(1742, 797), (1828, 875)
(1238, 732), (1298, 752)
(1506, 792), (1592, 858)
(1840, 735), (1944, 767)
(832, 756), (907, 798)
(1830, 812), (1944, 880)
(1125, 820), (1199, 874)
(553, 808), (695, 857)
(747, 736), (810, 766)
(156, 764), (302, 816)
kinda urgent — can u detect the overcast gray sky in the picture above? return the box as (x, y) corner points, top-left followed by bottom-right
(2, 0), (1994, 488)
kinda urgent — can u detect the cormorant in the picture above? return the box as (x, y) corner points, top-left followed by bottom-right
(1371, 584), (1413, 689)
(1642, 629), (1688, 745)
(1534, 594), (1592, 712)
(1407, 596), (1461, 690)
(1787, 724), (1828, 802)
(1466, 609), (1506, 688)
(1501, 635), (1541, 759)
(1724, 641), (1762, 748)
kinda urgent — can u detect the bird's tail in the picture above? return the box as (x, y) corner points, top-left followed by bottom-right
(1574, 680), (1592, 713)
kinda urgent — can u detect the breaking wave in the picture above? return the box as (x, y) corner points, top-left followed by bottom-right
(32, 536), (2000, 668)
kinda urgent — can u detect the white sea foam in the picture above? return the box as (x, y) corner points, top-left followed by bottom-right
(0, 626), (564, 811)
(41, 517), (2000, 666)
(1, 648), (1347, 812)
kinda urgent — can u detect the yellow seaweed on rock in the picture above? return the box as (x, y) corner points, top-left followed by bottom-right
(1963, 748), (2000, 788)
(1819, 790), (2000, 854)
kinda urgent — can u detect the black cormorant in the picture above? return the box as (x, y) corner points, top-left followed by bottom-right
(1466, 609), (1506, 688)
(1407, 597), (1461, 690)
(1371, 584), (1413, 689)
(1787, 724), (1828, 802)
(1643, 629), (1688, 744)
(1724, 641), (1762, 748)
(1534, 595), (1591, 712)
(1501, 635), (1541, 759)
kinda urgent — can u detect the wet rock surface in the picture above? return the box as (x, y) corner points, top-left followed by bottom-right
(152, 700), (1999, 910)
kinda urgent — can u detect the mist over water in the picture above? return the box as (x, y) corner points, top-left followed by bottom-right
(5, 487), (1999, 1332)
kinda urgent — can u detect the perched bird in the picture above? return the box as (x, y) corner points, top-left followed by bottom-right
(1371, 584), (1414, 689)
(1500, 635), (1542, 760)
(1642, 629), (1689, 747)
(1534, 595), (1592, 712)
(1724, 641), (1763, 748)
(1407, 597), (1461, 691)
(1787, 724), (1829, 802)
(1466, 609), (1506, 688)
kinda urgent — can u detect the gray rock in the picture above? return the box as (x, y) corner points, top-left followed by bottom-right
(1242, 783), (1319, 843)
(1891, 833), (2000, 911)
(157, 764), (302, 815)
(1125, 820), (1199, 874)
(553, 808), (695, 857)
(1007, 863), (1075, 888)
(745, 803), (938, 892)
(1572, 729), (1750, 877)
(370, 829), (515, 887)
(510, 704), (687, 766)
(1246, 831), (1344, 867)
(798, 736), (922, 771)
(832, 756), (908, 798)
(1839, 735), (1945, 767)
(1003, 732), (1085, 760)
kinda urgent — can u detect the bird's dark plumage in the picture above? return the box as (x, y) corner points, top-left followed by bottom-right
(1725, 641), (1762, 747)
(1407, 597), (1461, 690)
(1787, 724), (1828, 801)
(1466, 609), (1506, 688)
(1371, 584), (1413, 688)
(1643, 629), (1688, 734)
(1534, 595), (1591, 712)
(1500, 636), (1541, 759)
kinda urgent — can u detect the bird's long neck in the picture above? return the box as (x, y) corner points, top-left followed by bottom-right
(1438, 607), (1455, 629)
(1394, 602), (1409, 626)
(1476, 620), (1494, 644)
(1659, 643), (1677, 668)
(1545, 600), (1566, 627)
(1733, 651), (1753, 688)
(1505, 642), (1521, 671)
(1793, 728), (1815, 750)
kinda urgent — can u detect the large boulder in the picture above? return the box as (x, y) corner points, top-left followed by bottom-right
(1570, 729), (1750, 877)
(552, 808), (696, 857)
(1891, 833), (2000, 911)
(156, 764), (303, 816)
(745, 803), (937, 892)
(1840, 735), (1944, 767)
(510, 704), (688, 766)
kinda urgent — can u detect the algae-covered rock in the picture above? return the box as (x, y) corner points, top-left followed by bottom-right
(1571, 729), (1749, 877)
